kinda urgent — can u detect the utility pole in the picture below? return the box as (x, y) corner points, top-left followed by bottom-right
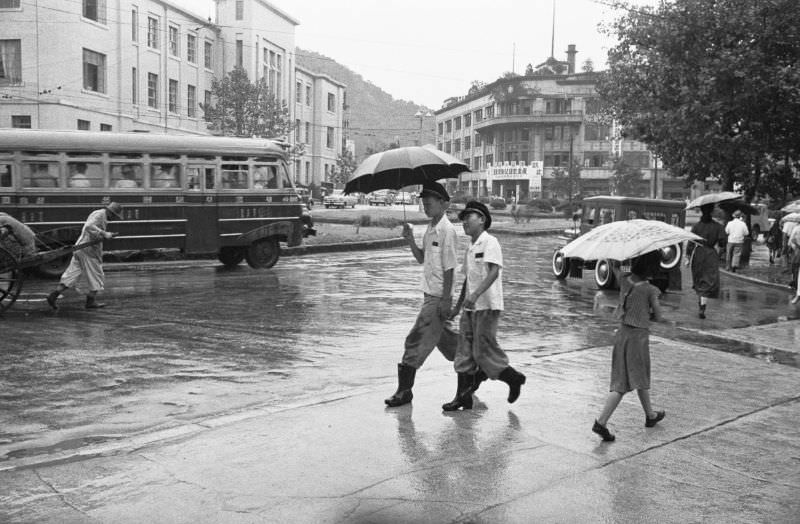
(568, 131), (574, 209)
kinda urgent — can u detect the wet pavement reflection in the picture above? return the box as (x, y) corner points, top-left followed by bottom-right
(1, 232), (797, 459)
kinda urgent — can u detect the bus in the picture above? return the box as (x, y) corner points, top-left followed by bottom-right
(0, 129), (313, 276)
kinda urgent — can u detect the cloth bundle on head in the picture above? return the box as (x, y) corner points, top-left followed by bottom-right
(419, 181), (450, 201)
(458, 200), (492, 230)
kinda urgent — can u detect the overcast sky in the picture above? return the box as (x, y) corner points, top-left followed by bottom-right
(172, 0), (657, 109)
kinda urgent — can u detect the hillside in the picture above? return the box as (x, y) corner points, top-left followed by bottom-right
(296, 48), (435, 160)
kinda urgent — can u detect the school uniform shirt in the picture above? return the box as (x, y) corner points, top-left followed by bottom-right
(464, 230), (504, 311)
(421, 216), (458, 298)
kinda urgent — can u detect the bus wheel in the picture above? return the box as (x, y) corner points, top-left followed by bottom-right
(552, 250), (569, 279)
(595, 259), (617, 289)
(218, 247), (244, 267)
(36, 254), (71, 279)
(245, 237), (279, 269)
(659, 243), (682, 270)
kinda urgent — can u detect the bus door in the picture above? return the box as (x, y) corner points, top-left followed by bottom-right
(184, 165), (218, 253)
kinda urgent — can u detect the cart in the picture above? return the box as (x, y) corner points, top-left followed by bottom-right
(0, 226), (100, 314)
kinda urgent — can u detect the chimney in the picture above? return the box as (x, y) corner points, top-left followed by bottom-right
(566, 44), (577, 74)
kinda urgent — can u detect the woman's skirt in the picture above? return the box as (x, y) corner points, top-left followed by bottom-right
(691, 245), (721, 299)
(610, 324), (651, 393)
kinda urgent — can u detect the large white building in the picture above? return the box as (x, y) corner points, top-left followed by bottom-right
(0, 0), (345, 189)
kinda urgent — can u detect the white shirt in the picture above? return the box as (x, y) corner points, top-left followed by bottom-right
(783, 221), (797, 236)
(725, 218), (749, 244)
(463, 230), (504, 311)
(421, 216), (458, 297)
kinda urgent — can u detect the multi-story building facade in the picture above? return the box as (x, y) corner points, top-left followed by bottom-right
(435, 45), (686, 202)
(0, 0), (345, 187)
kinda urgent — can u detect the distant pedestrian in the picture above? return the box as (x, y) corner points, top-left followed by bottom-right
(724, 210), (749, 272)
(442, 201), (525, 411)
(47, 202), (123, 310)
(788, 223), (800, 305)
(686, 204), (725, 319)
(782, 218), (798, 269)
(765, 218), (783, 265)
(385, 182), (459, 408)
(592, 250), (667, 442)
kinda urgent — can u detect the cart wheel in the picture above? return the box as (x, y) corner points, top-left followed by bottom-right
(218, 246), (245, 267)
(35, 253), (71, 279)
(244, 237), (280, 269)
(0, 246), (24, 314)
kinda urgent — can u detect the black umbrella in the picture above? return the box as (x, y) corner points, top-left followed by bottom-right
(718, 199), (758, 215)
(344, 145), (469, 195)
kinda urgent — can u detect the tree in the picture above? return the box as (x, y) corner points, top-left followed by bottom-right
(331, 149), (357, 187)
(610, 158), (645, 197)
(597, 0), (800, 202)
(548, 164), (582, 203)
(467, 80), (486, 95)
(202, 67), (295, 140)
(581, 59), (594, 73)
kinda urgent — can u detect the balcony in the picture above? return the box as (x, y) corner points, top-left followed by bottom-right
(474, 110), (584, 131)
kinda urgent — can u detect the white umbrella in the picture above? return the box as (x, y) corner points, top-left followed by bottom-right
(560, 219), (702, 262)
(780, 212), (800, 223)
(780, 200), (800, 213)
(685, 191), (742, 210)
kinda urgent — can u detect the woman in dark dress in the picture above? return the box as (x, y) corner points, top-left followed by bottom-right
(686, 204), (726, 319)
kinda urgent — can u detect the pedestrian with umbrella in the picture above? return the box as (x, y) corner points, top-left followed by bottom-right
(686, 204), (726, 319)
(384, 181), (460, 407)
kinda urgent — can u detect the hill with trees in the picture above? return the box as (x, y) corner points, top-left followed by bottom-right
(296, 48), (433, 160)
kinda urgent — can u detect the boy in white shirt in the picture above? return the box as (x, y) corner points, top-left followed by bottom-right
(724, 210), (749, 272)
(442, 201), (526, 411)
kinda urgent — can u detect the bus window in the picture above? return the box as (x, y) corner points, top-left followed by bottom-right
(110, 164), (143, 188)
(253, 165), (277, 189)
(151, 164), (180, 188)
(186, 167), (201, 190)
(278, 163), (292, 189)
(0, 164), (10, 187)
(22, 162), (60, 188)
(68, 162), (102, 188)
(221, 164), (247, 189)
(205, 168), (216, 190)
(600, 208), (615, 224)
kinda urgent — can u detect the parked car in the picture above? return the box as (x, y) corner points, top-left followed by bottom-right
(394, 191), (415, 205)
(323, 190), (357, 209)
(368, 190), (392, 206)
(552, 196), (686, 292)
(749, 203), (770, 240)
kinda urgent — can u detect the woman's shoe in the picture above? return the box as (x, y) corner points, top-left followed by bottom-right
(645, 410), (666, 427)
(791, 296), (800, 305)
(592, 420), (615, 442)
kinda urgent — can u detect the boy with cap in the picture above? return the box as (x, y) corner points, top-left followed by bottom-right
(442, 201), (525, 411)
(724, 210), (749, 272)
(385, 181), (459, 407)
(47, 202), (122, 310)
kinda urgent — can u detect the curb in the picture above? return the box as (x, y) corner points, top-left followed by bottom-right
(282, 237), (406, 256)
(720, 267), (795, 292)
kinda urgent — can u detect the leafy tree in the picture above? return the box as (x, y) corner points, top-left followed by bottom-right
(524, 63), (534, 76)
(610, 158), (645, 197)
(548, 164), (582, 203)
(331, 149), (357, 187)
(581, 59), (594, 73)
(203, 67), (295, 140)
(467, 80), (486, 95)
(598, 0), (800, 202)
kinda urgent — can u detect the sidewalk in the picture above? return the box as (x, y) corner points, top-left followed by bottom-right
(2, 324), (799, 523)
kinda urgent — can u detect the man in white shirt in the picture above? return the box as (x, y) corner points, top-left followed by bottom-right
(385, 182), (459, 408)
(724, 210), (749, 272)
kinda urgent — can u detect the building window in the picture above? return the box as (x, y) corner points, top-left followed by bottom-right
(0, 1), (21, 7)
(131, 8), (138, 41)
(187, 34), (196, 63)
(275, 53), (282, 100)
(521, 129), (530, 141)
(11, 115), (30, 128)
(131, 67), (137, 104)
(437, 123), (443, 135)
(474, 133), (481, 147)
(445, 141), (451, 154)
(454, 139), (461, 152)
(485, 106), (494, 118)
(474, 109), (483, 122)
(326, 127), (334, 148)
(545, 98), (571, 114)
(100, 123), (112, 131)
(82, 48), (106, 93)
(235, 40), (243, 68)
(485, 154), (493, 166)
(295, 119), (301, 141)
(0, 39), (22, 85)
(168, 79), (178, 113)
(147, 17), (159, 49)
(445, 120), (452, 133)
(295, 81), (302, 103)
(169, 26), (179, 56)
(83, 0), (106, 24)
(464, 136), (471, 150)
(235, 0), (243, 20)
(305, 122), (311, 143)
(187, 84), (196, 117)
(204, 90), (211, 113)
(305, 85), (311, 105)
(327, 93), (335, 112)
(147, 73), (158, 108)
(464, 113), (471, 127)
(204, 41), (212, 69)
(584, 123), (610, 141)
(455, 117), (461, 130)
(473, 156), (481, 170)
(77, 119), (90, 130)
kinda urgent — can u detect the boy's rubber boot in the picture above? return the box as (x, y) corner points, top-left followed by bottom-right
(441, 373), (474, 411)
(385, 363), (416, 407)
(472, 369), (488, 392)
(46, 291), (59, 310)
(85, 296), (106, 309)
(498, 367), (526, 404)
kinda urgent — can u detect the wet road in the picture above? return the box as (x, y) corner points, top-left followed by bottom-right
(1, 232), (797, 460)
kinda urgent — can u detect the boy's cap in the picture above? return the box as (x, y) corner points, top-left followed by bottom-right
(419, 181), (450, 201)
(732, 210), (743, 218)
(458, 200), (492, 229)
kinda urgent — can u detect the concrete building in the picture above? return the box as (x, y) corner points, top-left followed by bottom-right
(434, 45), (687, 203)
(0, 0), (345, 186)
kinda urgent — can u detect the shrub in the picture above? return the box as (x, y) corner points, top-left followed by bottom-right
(527, 198), (554, 213)
(357, 214), (372, 227)
(450, 194), (469, 204)
(478, 196), (492, 204)
(490, 198), (507, 210)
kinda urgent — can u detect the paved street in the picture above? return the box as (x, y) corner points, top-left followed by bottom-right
(1, 231), (799, 523)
